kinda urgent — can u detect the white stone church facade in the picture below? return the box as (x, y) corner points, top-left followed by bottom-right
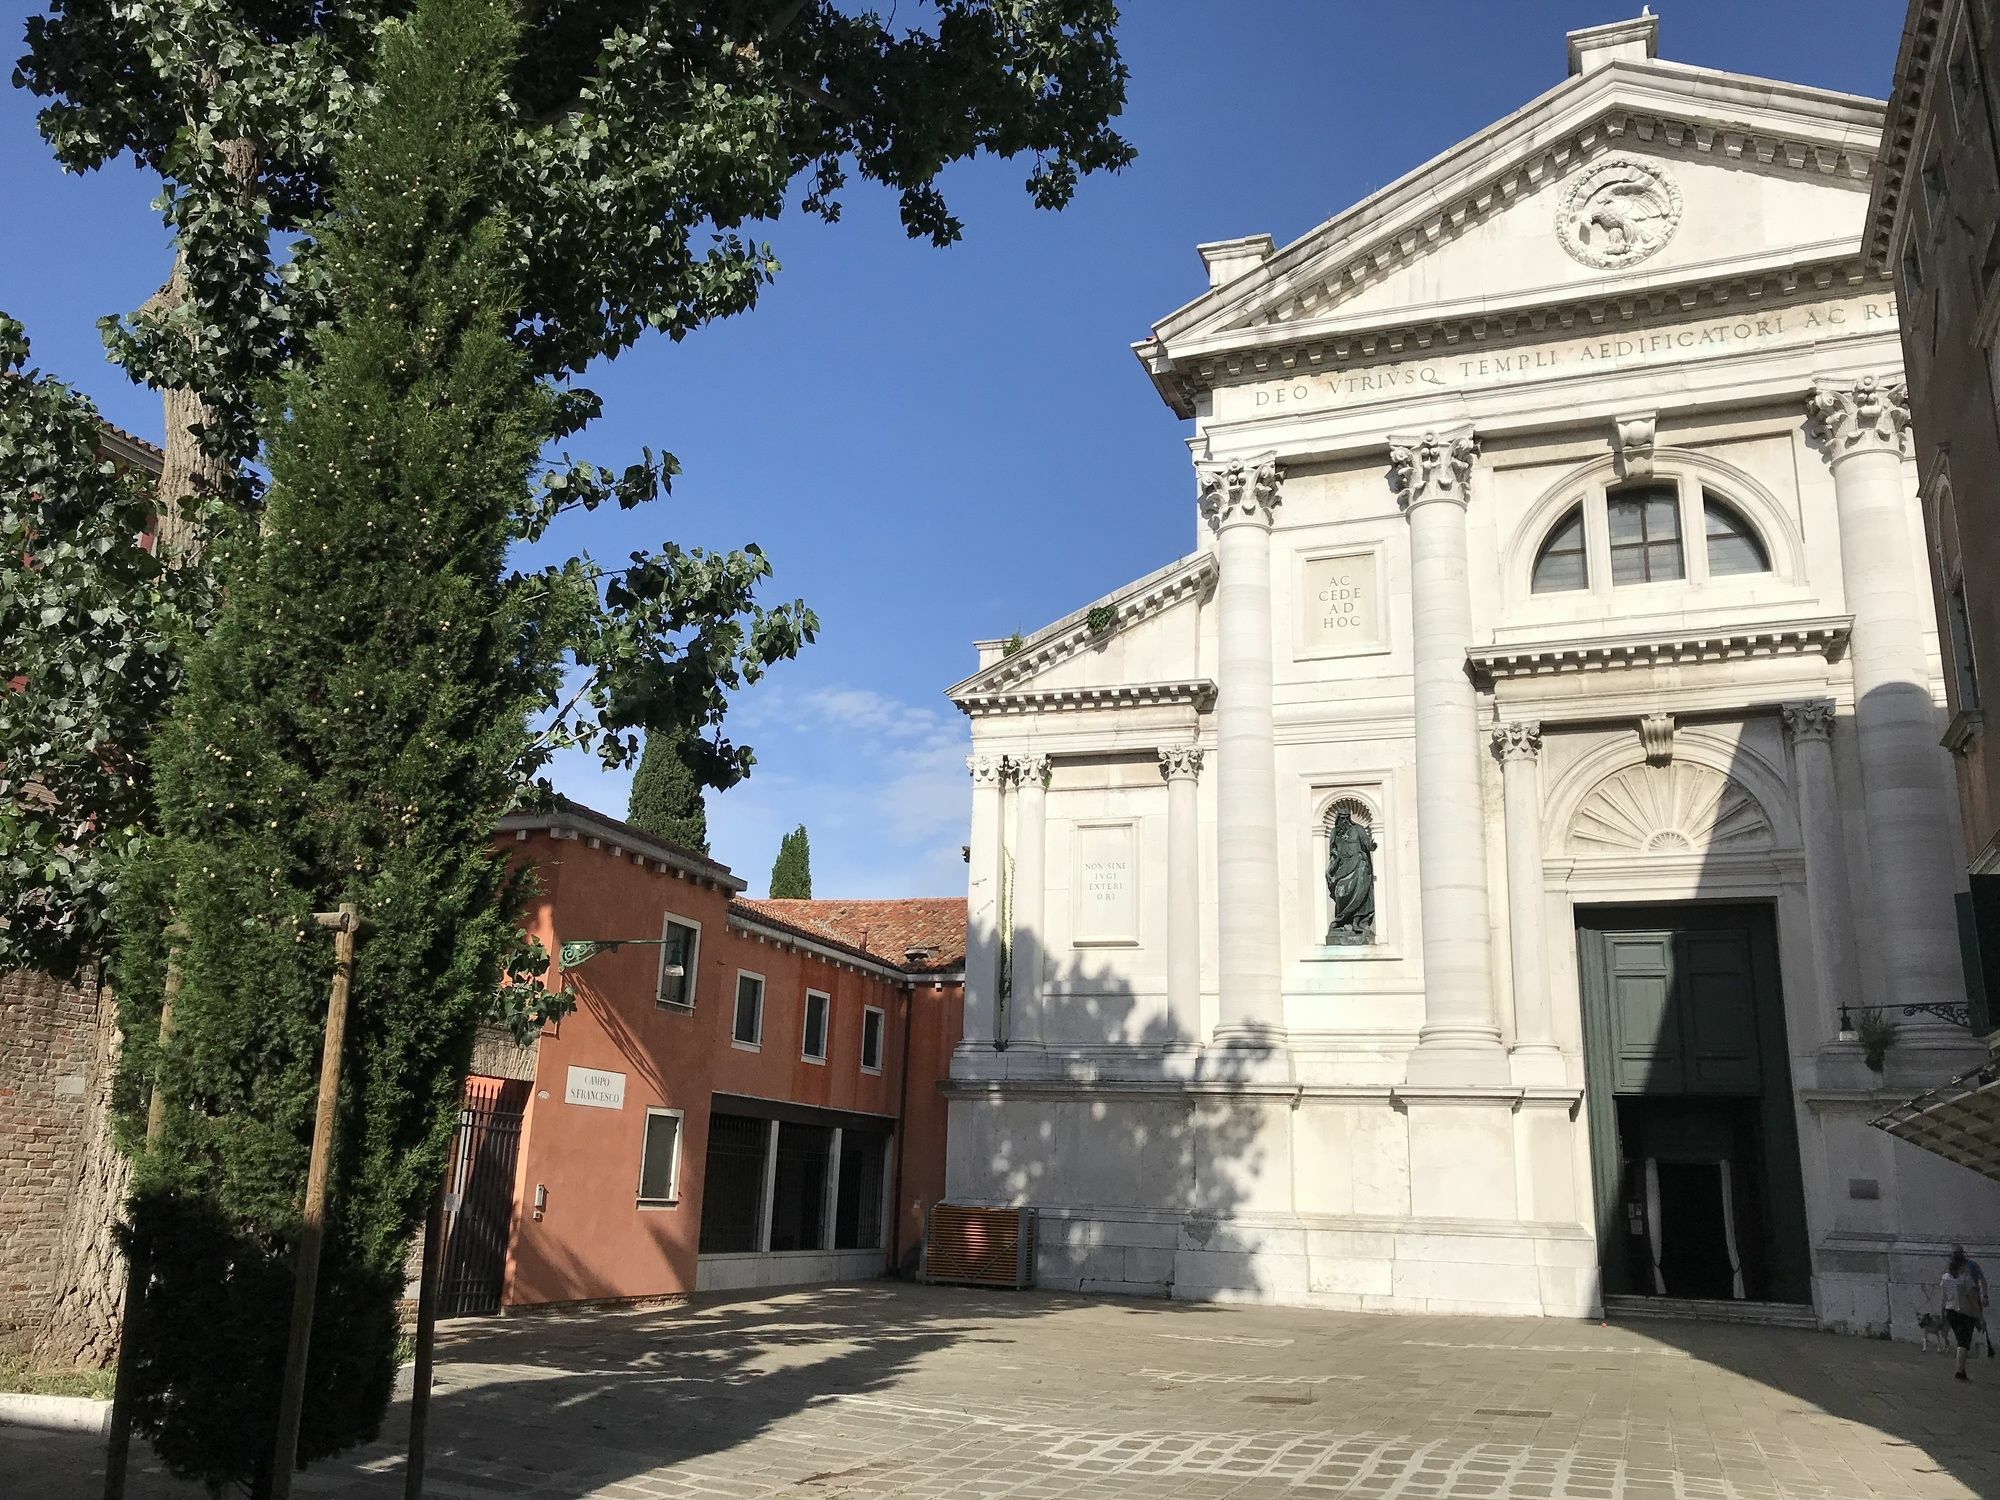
(943, 15), (2000, 1334)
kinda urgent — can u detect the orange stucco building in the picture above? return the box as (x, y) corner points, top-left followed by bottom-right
(434, 800), (964, 1314)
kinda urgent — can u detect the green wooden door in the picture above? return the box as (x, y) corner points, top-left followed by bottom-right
(1578, 904), (1811, 1304)
(1599, 927), (1761, 1098)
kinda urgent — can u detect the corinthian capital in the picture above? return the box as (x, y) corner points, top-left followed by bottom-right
(1491, 719), (1542, 762)
(1158, 744), (1205, 782)
(1006, 753), (1052, 789)
(1780, 699), (1835, 744)
(1806, 375), (1910, 461)
(1196, 451), (1283, 532)
(967, 755), (1008, 786)
(1389, 427), (1478, 511)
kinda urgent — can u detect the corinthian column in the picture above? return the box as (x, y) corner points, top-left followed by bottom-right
(1493, 720), (1561, 1082)
(1159, 745), (1205, 1049)
(1807, 378), (1964, 1031)
(1008, 754), (1051, 1055)
(1197, 453), (1287, 1058)
(1393, 429), (1507, 1084)
(957, 754), (1007, 1058)
(1781, 700), (1863, 1033)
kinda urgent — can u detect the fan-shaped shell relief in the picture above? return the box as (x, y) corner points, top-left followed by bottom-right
(1568, 763), (1771, 856)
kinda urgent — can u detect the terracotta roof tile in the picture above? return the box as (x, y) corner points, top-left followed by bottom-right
(730, 897), (966, 972)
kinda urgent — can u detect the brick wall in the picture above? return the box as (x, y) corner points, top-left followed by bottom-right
(0, 968), (103, 1348)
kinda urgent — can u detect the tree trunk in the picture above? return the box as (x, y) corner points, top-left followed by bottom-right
(29, 975), (130, 1370)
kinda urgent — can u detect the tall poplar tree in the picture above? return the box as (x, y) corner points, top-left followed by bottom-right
(115, 0), (560, 1486)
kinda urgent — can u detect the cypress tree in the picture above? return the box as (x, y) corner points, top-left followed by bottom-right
(627, 730), (710, 853)
(769, 825), (813, 900)
(111, 0), (554, 1488)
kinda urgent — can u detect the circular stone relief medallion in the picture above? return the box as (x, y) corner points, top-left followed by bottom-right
(1556, 155), (1683, 269)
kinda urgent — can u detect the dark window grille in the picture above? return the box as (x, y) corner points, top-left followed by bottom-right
(861, 1008), (885, 1071)
(697, 1112), (767, 1252)
(1950, 580), (1982, 711)
(768, 1122), (833, 1251)
(834, 1132), (889, 1250)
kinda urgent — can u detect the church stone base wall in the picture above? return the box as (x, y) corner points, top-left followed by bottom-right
(947, 1089), (1601, 1319)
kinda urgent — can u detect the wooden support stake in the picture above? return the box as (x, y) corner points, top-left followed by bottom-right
(271, 904), (368, 1500)
(404, 1183), (446, 1499)
(103, 928), (183, 1500)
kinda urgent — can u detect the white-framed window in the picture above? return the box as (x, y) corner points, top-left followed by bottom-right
(656, 914), (701, 1011)
(860, 1005), (885, 1074)
(637, 1107), (684, 1206)
(1525, 474), (1775, 601)
(732, 970), (765, 1049)
(802, 990), (830, 1063)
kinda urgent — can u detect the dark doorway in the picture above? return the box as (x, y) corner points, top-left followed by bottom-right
(1578, 903), (1811, 1305)
(438, 1075), (530, 1318)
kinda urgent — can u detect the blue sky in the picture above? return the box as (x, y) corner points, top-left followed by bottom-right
(2, 2), (1903, 898)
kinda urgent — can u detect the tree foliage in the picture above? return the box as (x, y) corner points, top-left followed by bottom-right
(626, 729), (710, 852)
(769, 823), (811, 899)
(6, 0), (1131, 964)
(0, 322), (217, 980)
(113, 0), (560, 1485)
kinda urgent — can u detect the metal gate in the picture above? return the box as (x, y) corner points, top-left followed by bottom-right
(438, 1076), (529, 1317)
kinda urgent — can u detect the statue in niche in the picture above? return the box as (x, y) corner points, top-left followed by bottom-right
(1324, 808), (1377, 946)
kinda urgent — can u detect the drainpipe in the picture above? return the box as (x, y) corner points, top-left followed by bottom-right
(889, 973), (919, 1275)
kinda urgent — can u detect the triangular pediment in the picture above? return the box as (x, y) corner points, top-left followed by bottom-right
(1138, 59), (1885, 413)
(948, 551), (1213, 711)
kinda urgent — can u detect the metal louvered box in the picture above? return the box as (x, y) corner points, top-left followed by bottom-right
(922, 1204), (1036, 1289)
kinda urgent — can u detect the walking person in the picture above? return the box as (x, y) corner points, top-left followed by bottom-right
(1942, 1247), (1984, 1381)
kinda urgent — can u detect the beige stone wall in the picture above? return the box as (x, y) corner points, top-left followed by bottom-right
(0, 969), (103, 1348)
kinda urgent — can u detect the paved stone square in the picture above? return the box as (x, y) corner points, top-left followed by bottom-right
(7, 1283), (2000, 1498)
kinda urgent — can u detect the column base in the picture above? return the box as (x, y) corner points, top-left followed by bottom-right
(1199, 1030), (1294, 1083)
(1508, 1043), (1567, 1088)
(1403, 1027), (1510, 1087)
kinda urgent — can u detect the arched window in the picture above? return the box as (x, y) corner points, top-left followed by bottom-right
(1606, 483), (1684, 585)
(1702, 494), (1771, 576)
(1531, 503), (1589, 593)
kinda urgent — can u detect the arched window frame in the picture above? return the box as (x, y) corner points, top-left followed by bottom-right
(1512, 453), (1797, 610)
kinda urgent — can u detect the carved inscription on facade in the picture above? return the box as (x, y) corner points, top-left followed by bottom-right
(1300, 550), (1382, 655)
(1225, 295), (1895, 420)
(1073, 820), (1140, 946)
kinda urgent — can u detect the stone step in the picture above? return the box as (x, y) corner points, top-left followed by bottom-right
(1603, 1293), (1819, 1330)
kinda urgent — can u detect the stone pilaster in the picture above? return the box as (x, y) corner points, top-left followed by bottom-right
(957, 754), (1008, 1060)
(1393, 428), (1507, 1084)
(1159, 745), (1205, 1049)
(1493, 720), (1561, 1083)
(1806, 378), (1964, 1033)
(1007, 754), (1051, 1056)
(1197, 453), (1288, 1061)
(1781, 700), (1863, 1036)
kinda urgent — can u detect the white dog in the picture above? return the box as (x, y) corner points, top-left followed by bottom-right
(1917, 1311), (1954, 1354)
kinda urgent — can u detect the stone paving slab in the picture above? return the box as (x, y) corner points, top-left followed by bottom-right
(5, 1284), (1998, 1498)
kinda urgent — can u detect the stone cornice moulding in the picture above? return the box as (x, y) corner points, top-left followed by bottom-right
(1468, 616), (1853, 682)
(1864, 0), (1947, 272)
(954, 680), (1219, 720)
(1151, 253), (1884, 417)
(947, 551), (1215, 700)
